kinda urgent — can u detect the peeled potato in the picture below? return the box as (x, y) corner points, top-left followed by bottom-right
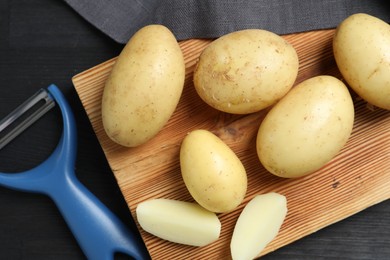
(231, 193), (287, 260)
(136, 198), (221, 247)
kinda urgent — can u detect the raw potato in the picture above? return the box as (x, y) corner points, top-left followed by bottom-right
(231, 193), (287, 260)
(136, 198), (221, 247)
(180, 130), (247, 213)
(257, 76), (354, 178)
(193, 29), (299, 114)
(333, 13), (390, 110)
(101, 25), (185, 147)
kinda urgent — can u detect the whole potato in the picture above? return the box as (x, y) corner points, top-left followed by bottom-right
(180, 130), (247, 213)
(333, 13), (390, 110)
(193, 29), (299, 114)
(257, 76), (354, 178)
(102, 25), (185, 147)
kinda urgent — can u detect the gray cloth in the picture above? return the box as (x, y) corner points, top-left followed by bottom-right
(65, 0), (390, 44)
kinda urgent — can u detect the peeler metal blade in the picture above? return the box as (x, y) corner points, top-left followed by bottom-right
(0, 89), (55, 150)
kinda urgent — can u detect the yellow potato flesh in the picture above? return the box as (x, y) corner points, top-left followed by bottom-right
(180, 130), (247, 213)
(257, 76), (354, 178)
(333, 13), (390, 110)
(136, 198), (221, 246)
(101, 25), (185, 147)
(194, 29), (299, 114)
(231, 193), (287, 260)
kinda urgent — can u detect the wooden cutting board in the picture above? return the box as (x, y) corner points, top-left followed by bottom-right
(72, 29), (390, 259)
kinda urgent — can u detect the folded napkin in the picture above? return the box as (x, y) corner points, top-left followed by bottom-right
(65, 0), (390, 44)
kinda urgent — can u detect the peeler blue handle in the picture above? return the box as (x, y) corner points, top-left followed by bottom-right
(0, 84), (149, 260)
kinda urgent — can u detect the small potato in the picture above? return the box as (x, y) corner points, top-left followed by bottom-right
(102, 25), (185, 147)
(257, 76), (354, 178)
(136, 198), (221, 246)
(193, 29), (299, 114)
(333, 13), (390, 110)
(231, 193), (287, 260)
(180, 130), (247, 213)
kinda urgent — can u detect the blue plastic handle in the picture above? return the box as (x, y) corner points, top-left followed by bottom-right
(0, 84), (149, 260)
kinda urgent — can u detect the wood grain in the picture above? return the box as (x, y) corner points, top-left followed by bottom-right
(72, 29), (390, 259)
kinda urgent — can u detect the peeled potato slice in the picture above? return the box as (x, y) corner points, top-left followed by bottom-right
(231, 193), (287, 260)
(136, 198), (221, 246)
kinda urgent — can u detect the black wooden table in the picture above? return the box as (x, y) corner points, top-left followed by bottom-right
(0, 1), (389, 259)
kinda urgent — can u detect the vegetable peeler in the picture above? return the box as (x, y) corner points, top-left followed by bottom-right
(0, 84), (149, 260)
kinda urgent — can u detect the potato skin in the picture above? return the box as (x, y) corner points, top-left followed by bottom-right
(102, 25), (185, 147)
(257, 76), (354, 178)
(333, 13), (390, 110)
(180, 130), (247, 213)
(193, 29), (299, 114)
